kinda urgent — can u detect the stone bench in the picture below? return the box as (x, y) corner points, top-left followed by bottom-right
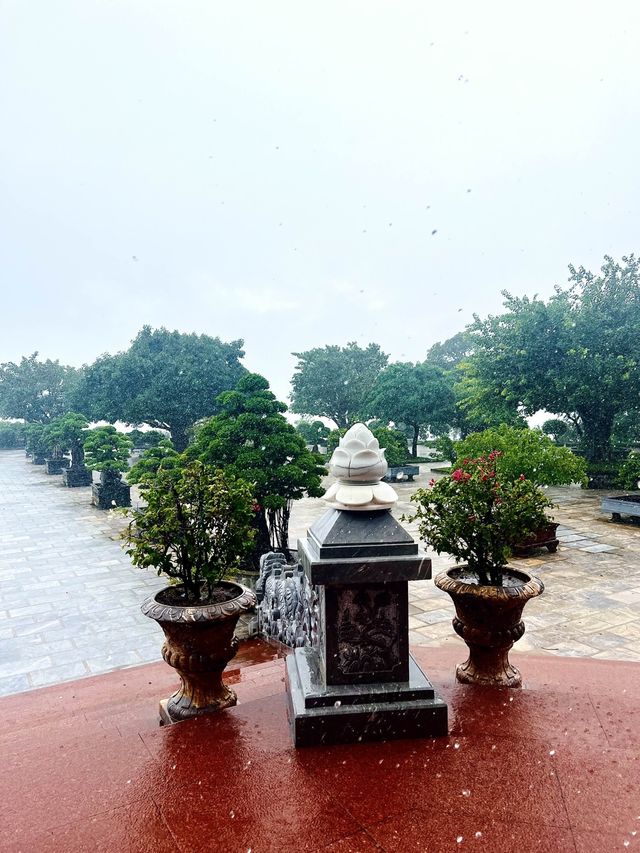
(601, 495), (640, 523)
(383, 464), (420, 482)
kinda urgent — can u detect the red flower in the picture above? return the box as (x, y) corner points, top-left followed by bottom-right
(519, 474), (526, 481)
(452, 469), (464, 481)
(252, 502), (262, 513)
(428, 478), (436, 487)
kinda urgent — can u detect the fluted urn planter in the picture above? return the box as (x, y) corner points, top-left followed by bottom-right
(142, 581), (257, 725)
(434, 567), (544, 688)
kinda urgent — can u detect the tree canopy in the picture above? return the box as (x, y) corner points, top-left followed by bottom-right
(188, 373), (326, 559)
(468, 256), (640, 461)
(290, 342), (388, 428)
(367, 361), (456, 456)
(74, 327), (246, 451)
(0, 352), (79, 423)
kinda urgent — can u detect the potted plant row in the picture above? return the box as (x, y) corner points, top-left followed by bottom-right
(123, 461), (257, 723)
(409, 452), (553, 687)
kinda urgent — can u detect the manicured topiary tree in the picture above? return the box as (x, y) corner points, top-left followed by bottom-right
(83, 426), (133, 508)
(44, 413), (92, 485)
(127, 438), (182, 486)
(188, 373), (325, 561)
(25, 423), (48, 464)
(41, 419), (70, 474)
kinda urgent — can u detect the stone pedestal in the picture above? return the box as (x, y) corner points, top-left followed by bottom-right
(286, 508), (448, 747)
(62, 465), (93, 487)
(92, 478), (131, 509)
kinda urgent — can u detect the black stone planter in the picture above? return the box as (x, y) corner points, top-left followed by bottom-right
(62, 465), (93, 487)
(91, 473), (131, 509)
(32, 454), (46, 465)
(45, 458), (70, 475)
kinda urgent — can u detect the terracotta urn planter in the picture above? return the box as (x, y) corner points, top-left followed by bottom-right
(142, 580), (257, 724)
(434, 566), (544, 688)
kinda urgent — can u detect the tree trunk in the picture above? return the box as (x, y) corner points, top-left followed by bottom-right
(171, 425), (190, 453)
(579, 410), (615, 462)
(71, 439), (85, 468)
(252, 510), (271, 570)
(411, 424), (419, 458)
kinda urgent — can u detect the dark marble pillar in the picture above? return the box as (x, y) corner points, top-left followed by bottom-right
(286, 508), (448, 747)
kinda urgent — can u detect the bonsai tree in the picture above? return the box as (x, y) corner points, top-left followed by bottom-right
(83, 426), (133, 481)
(409, 453), (555, 586)
(123, 462), (256, 603)
(454, 425), (588, 487)
(188, 373), (325, 560)
(127, 438), (182, 486)
(83, 426), (134, 508)
(25, 423), (49, 463)
(43, 412), (93, 484)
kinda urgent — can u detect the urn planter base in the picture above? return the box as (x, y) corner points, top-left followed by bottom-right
(142, 582), (257, 724)
(435, 567), (544, 689)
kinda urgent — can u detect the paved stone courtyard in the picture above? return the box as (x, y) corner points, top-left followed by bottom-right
(2, 449), (640, 698)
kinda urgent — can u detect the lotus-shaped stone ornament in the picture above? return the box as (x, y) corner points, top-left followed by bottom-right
(324, 423), (398, 511)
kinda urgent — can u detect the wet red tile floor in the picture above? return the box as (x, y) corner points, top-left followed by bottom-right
(2, 641), (639, 852)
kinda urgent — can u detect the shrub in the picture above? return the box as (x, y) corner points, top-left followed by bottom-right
(0, 422), (26, 448)
(455, 425), (587, 487)
(123, 463), (256, 603)
(408, 453), (555, 586)
(616, 452), (640, 490)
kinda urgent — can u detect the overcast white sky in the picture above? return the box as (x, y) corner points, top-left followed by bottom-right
(2, 1), (639, 403)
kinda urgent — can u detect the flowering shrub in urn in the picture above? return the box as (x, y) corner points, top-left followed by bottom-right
(408, 452), (554, 586)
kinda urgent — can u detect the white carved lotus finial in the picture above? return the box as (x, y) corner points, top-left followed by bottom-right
(323, 423), (398, 511)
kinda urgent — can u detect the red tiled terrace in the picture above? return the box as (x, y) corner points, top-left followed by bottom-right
(2, 641), (639, 852)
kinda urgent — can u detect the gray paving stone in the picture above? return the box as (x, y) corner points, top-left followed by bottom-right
(580, 544), (617, 553)
(29, 662), (89, 687)
(0, 674), (31, 696)
(0, 450), (164, 695)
